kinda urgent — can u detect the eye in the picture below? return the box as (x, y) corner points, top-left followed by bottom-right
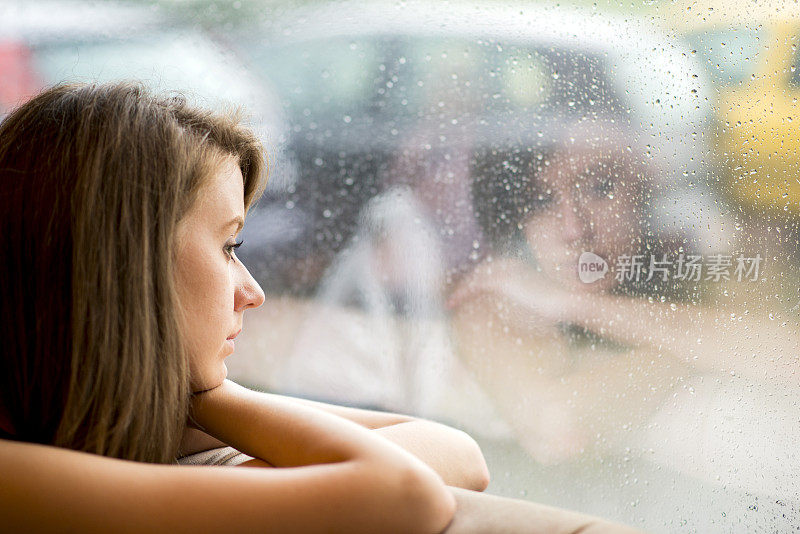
(592, 177), (614, 198)
(224, 239), (243, 260)
(533, 189), (554, 209)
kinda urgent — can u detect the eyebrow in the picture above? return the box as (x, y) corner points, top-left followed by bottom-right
(222, 216), (245, 234)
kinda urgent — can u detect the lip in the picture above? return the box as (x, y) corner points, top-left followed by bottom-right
(225, 329), (241, 352)
(227, 329), (241, 341)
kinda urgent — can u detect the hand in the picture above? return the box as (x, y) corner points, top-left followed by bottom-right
(448, 257), (582, 330)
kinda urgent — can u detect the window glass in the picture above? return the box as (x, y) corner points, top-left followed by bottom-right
(4, 2), (800, 532)
(789, 33), (800, 88)
(248, 37), (383, 120)
(31, 32), (263, 111)
(685, 27), (763, 86)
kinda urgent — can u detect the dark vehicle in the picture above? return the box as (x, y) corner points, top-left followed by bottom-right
(228, 1), (713, 295)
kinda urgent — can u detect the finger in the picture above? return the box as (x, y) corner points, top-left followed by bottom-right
(446, 274), (497, 309)
(446, 284), (480, 309)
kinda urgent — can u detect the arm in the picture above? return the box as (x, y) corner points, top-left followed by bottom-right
(451, 299), (687, 463)
(0, 436), (452, 534)
(182, 383), (489, 490)
(0, 437), (642, 534)
(564, 291), (800, 382)
(224, 298), (488, 488)
(191, 380), (459, 512)
(0, 380), (457, 533)
(450, 256), (800, 383)
(276, 394), (489, 490)
(371, 420), (489, 491)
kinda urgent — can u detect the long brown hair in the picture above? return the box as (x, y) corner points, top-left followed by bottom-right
(0, 82), (266, 463)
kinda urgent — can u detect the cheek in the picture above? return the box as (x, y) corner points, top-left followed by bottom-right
(523, 214), (550, 250)
(176, 245), (234, 360)
(524, 214), (565, 262)
(177, 237), (232, 307)
(588, 200), (638, 243)
(191, 262), (233, 340)
(184, 265), (234, 391)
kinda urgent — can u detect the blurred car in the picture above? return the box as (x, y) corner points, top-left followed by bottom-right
(224, 1), (713, 295)
(0, 1), (282, 147)
(663, 0), (800, 214)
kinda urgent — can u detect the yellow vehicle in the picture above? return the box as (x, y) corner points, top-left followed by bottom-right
(662, 0), (800, 214)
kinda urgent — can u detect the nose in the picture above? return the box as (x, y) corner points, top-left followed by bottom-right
(234, 261), (265, 312)
(556, 196), (589, 244)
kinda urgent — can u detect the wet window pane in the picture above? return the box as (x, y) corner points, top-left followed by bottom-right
(686, 27), (763, 86)
(4, 1), (800, 531)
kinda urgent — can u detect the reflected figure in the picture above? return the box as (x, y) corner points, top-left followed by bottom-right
(448, 118), (800, 474)
(449, 119), (688, 463)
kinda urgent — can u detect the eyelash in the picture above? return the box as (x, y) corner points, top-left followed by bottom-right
(225, 240), (243, 259)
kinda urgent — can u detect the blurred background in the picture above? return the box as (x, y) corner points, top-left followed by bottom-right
(3, 0), (799, 531)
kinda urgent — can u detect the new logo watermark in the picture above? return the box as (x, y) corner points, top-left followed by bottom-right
(578, 252), (609, 283)
(578, 252), (763, 284)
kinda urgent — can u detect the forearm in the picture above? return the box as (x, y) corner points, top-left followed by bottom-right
(192, 380), (425, 469)
(207, 388), (489, 491)
(454, 310), (684, 462)
(281, 396), (488, 489)
(192, 380), (456, 530)
(281, 395), (414, 429)
(570, 294), (800, 380)
(0, 438), (455, 534)
(567, 293), (694, 355)
(375, 420), (489, 491)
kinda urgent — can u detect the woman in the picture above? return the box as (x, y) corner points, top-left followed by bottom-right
(0, 82), (644, 533)
(449, 118), (800, 465)
(0, 81), (480, 533)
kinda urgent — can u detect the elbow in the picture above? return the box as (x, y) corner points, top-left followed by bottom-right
(472, 457), (491, 492)
(387, 461), (457, 534)
(405, 466), (457, 534)
(469, 437), (490, 492)
(455, 429), (491, 491)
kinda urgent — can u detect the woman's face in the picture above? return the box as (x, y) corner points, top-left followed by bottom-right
(523, 145), (643, 293)
(175, 158), (265, 392)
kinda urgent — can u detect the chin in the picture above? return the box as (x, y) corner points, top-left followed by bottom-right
(215, 363), (229, 387)
(191, 364), (228, 393)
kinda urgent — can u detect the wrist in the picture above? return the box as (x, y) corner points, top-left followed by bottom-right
(189, 379), (237, 428)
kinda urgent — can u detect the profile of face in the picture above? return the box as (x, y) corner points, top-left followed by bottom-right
(522, 144), (644, 293)
(174, 158), (265, 392)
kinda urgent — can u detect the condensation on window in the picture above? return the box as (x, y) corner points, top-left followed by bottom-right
(3, 0), (799, 531)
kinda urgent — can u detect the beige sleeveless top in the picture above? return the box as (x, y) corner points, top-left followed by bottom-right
(177, 446), (254, 467)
